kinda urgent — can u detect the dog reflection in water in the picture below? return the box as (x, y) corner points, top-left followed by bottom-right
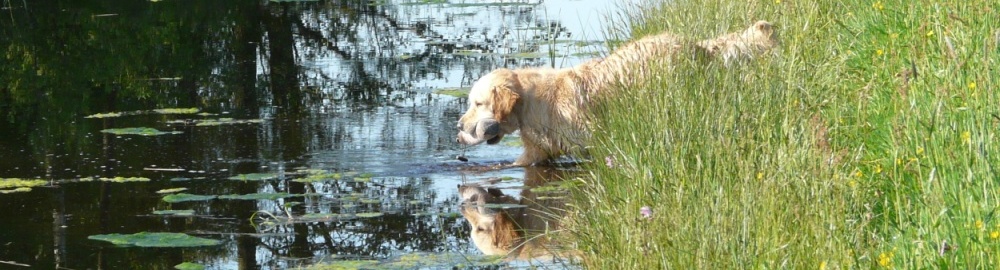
(457, 167), (579, 263)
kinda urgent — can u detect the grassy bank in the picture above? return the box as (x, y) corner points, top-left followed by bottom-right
(567, 0), (999, 268)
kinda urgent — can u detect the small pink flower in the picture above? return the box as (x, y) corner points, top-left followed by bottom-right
(640, 206), (652, 219)
(605, 156), (615, 168)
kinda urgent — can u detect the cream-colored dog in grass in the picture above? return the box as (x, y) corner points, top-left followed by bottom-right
(457, 21), (779, 166)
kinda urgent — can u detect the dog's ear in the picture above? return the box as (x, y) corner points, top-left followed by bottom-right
(489, 69), (520, 122)
(491, 212), (520, 250)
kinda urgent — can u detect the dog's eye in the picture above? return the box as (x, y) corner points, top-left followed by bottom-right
(474, 102), (483, 106)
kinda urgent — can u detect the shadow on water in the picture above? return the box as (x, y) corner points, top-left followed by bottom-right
(0, 0), (626, 268)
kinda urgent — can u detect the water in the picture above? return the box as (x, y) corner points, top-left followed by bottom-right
(0, 0), (629, 268)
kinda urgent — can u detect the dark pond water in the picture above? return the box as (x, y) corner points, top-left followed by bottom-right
(0, 0), (625, 269)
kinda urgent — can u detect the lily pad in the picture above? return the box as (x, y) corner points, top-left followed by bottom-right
(85, 108), (199, 118)
(292, 172), (342, 183)
(359, 198), (381, 204)
(97, 177), (151, 183)
(156, 187), (189, 194)
(355, 212), (384, 218)
(163, 193), (217, 203)
(433, 87), (470, 98)
(228, 173), (278, 181)
(101, 127), (182, 136)
(152, 108), (200, 114)
(218, 193), (299, 200)
(153, 210), (195, 216)
(88, 232), (221, 247)
(174, 262), (206, 270)
(0, 178), (47, 189)
(300, 213), (346, 221)
(0, 187), (33, 194)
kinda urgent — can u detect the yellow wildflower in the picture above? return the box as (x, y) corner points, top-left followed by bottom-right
(926, 30), (934, 37)
(962, 131), (971, 144)
(876, 49), (884, 56)
(878, 252), (893, 267)
(820, 261), (827, 270)
(969, 82), (977, 90)
(873, 1), (884, 11)
(977, 220), (984, 230)
(756, 172), (764, 180)
(991, 231), (1000, 239)
(874, 164), (883, 174)
(775, 0), (781, 4)
(854, 170), (863, 178)
(916, 147), (924, 155)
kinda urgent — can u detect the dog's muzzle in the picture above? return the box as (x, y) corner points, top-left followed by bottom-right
(456, 118), (501, 145)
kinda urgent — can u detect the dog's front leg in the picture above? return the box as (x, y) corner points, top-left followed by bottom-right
(513, 145), (550, 166)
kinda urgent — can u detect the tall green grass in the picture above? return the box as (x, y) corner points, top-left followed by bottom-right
(567, 0), (1000, 268)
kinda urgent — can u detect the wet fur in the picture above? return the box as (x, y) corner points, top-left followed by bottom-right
(458, 21), (779, 165)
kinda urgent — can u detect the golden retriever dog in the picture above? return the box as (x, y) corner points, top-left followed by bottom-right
(458, 167), (577, 262)
(456, 21), (779, 165)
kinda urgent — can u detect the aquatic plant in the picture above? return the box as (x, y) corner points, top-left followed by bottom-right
(100, 127), (182, 136)
(162, 193), (217, 203)
(88, 232), (220, 247)
(227, 173), (278, 181)
(153, 210), (195, 216)
(156, 187), (188, 194)
(174, 262), (206, 270)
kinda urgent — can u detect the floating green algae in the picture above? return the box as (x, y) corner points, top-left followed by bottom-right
(218, 193), (299, 200)
(174, 262), (206, 270)
(88, 232), (220, 247)
(156, 187), (189, 194)
(163, 193), (217, 203)
(153, 210), (195, 216)
(228, 173), (278, 181)
(101, 127), (182, 136)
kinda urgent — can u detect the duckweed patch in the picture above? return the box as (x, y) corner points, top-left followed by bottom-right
(163, 193), (217, 203)
(228, 173), (278, 181)
(88, 232), (221, 247)
(101, 127), (182, 136)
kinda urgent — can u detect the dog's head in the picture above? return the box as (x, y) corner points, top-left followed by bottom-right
(458, 184), (521, 255)
(456, 69), (521, 146)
